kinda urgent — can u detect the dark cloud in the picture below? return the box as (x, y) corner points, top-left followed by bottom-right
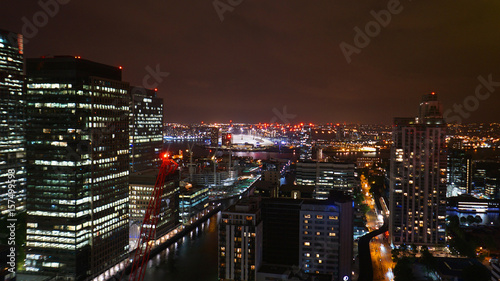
(1, 0), (499, 123)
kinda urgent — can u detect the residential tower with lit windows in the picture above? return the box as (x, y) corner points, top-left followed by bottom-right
(389, 93), (447, 246)
(218, 197), (262, 281)
(299, 194), (353, 280)
(24, 56), (129, 280)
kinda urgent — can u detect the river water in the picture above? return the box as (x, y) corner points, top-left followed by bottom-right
(143, 213), (220, 281)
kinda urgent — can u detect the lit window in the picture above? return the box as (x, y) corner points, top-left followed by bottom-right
(329, 232), (336, 237)
(304, 214), (311, 219)
(304, 242), (310, 246)
(316, 215), (323, 219)
(329, 216), (338, 220)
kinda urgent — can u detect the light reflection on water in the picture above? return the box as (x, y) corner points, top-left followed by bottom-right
(143, 213), (220, 281)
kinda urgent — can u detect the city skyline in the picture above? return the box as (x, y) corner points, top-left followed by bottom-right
(2, 2), (500, 281)
(1, 1), (500, 124)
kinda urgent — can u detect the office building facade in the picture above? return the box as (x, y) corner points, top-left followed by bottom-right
(129, 170), (178, 240)
(0, 29), (26, 214)
(390, 93), (447, 247)
(296, 161), (356, 200)
(129, 86), (163, 173)
(179, 183), (208, 224)
(24, 57), (129, 279)
(447, 148), (472, 197)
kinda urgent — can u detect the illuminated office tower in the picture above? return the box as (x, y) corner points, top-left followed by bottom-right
(390, 93), (447, 246)
(24, 57), (129, 280)
(218, 197), (263, 281)
(446, 145), (472, 197)
(472, 161), (500, 199)
(129, 86), (163, 173)
(179, 184), (208, 224)
(296, 161), (356, 200)
(129, 171), (178, 240)
(0, 29), (25, 214)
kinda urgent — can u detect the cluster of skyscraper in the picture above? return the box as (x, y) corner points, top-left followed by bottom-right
(3, 25), (500, 281)
(0, 29), (165, 280)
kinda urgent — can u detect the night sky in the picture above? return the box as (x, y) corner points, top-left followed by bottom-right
(1, 0), (500, 124)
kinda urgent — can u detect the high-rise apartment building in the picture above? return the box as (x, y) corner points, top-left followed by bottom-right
(218, 197), (263, 281)
(0, 29), (25, 214)
(129, 86), (163, 173)
(389, 93), (447, 246)
(24, 57), (129, 279)
(299, 194), (353, 280)
(296, 161), (356, 200)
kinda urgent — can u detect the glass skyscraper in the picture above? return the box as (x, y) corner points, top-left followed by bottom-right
(0, 29), (26, 214)
(129, 86), (163, 173)
(24, 56), (129, 280)
(296, 161), (356, 200)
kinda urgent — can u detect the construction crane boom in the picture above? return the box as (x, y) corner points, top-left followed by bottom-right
(128, 153), (178, 281)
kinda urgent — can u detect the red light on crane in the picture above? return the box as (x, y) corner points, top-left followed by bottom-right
(118, 66), (123, 70)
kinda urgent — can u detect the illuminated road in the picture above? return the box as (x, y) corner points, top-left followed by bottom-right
(370, 237), (394, 281)
(360, 175), (394, 281)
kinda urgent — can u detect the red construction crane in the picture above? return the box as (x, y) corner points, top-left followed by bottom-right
(128, 152), (178, 281)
